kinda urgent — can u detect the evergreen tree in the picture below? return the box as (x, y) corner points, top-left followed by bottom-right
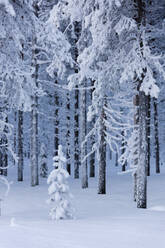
(47, 145), (74, 220)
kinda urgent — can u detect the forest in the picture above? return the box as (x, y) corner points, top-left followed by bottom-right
(0, 0), (165, 248)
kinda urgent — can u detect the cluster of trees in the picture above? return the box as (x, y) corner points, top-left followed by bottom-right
(0, 0), (165, 210)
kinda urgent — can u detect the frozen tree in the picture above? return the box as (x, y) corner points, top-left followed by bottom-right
(40, 143), (48, 178)
(47, 145), (74, 220)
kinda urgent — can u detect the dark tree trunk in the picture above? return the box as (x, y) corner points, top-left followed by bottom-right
(0, 117), (8, 176)
(121, 130), (126, 171)
(115, 152), (118, 167)
(13, 111), (17, 165)
(98, 102), (106, 194)
(54, 81), (59, 157)
(153, 98), (160, 174)
(66, 91), (71, 174)
(146, 95), (151, 176)
(89, 82), (95, 177)
(73, 22), (81, 179)
(18, 110), (24, 181)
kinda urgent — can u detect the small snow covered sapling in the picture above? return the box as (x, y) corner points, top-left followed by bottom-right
(47, 145), (74, 220)
(40, 143), (48, 178)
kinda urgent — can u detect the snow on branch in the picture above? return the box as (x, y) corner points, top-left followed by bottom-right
(0, 0), (15, 16)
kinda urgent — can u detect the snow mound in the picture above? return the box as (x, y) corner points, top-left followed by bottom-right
(149, 206), (165, 212)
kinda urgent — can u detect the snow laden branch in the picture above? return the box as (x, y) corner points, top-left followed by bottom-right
(0, 0), (15, 16)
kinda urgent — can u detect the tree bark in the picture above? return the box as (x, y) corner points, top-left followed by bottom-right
(13, 111), (17, 165)
(137, 90), (147, 208)
(81, 84), (88, 189)
(31, 94), (39, 186)
(98, 102), (106, 194)
(89, 81), (95, 177)
(133, 0), (147, 208)
(121, 130), (126, 171)
(73, 22), (81, 179)
(153, 98), (160, 174)
(18, 110), (24, 181)
(66, 91), (71, 174)
(54, 81), (59, 157)
(146, 95), (151, 176)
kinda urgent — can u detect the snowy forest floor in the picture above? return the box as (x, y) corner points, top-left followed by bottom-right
(0, 164), (165, 248)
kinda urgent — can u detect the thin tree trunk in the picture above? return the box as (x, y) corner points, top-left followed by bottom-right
(115, 152), (118, 167)
(30, 22), (39, 186)
(54, 81), (59, 157)
(14, 111), (17, 165)
(73, 22), (81, 179)
(121, 130), (126, 171)
(18, 110), (24, 181)
(153, 98), (160, 174)
(89, 82), (95, 177)
(133, 172), (137, 202)
(81, 83), (88, 188)
(146, 95), (151, 176)
(133, 94), (139, 202)
(1, 117), (8, 176)
(98, 102), (106, 194)
(31, 94), (39, 186)
(66, 91), (71, 174)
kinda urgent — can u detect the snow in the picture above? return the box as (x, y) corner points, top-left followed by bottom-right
(0, 164), (165, 248)
(0, 0), (15, 16)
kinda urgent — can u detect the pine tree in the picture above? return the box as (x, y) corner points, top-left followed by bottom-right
(47, 145), (73, 220)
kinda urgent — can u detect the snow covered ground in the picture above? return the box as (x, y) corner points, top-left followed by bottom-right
(0, 164), (165, 248)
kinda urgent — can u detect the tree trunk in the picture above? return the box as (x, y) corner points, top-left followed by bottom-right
(54, 81), (59, 157)
(81, 84), (88, 189)
(31, 94), (39, 186)
(133, 94), (139, 202)
(0, 117), (8, 176)
(115, 152), (118, 167)
(133, 172), (137, 202)
(30, 20), (39, 186)
(66, 91), (71, 174)
(13, 111), (17, 165)
(98, 102), (106, 194)
(89, 83), (95, 177)
(18, 110), (24, 181)
(121, 130), (126, 171)
(73, 22), (81, 179)
(153, 98), (160, 174)
(146, 95), (151, 176)
(133, 0), (147, 208)
(137, 90), (147, 208)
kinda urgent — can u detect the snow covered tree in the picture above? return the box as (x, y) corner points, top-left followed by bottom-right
(40, 143), (48, 178)
(47, 145), (73, 220)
